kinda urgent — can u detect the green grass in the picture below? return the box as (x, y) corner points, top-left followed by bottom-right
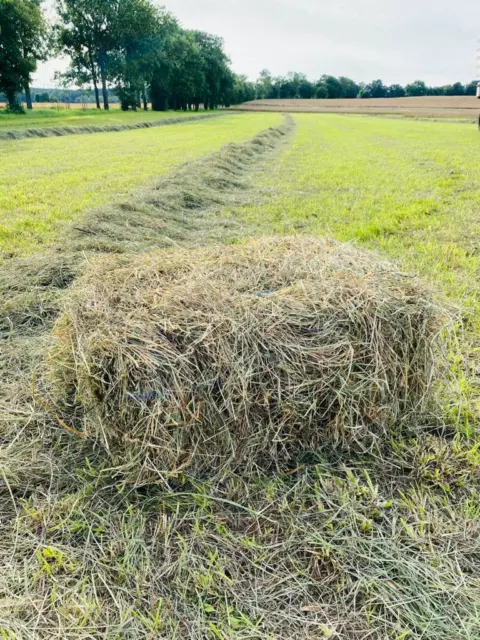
(0, 106), (213, 131)
(234, 114), (479, 305)
(229, 113), (480, 425)
(0, 112), (281, 256)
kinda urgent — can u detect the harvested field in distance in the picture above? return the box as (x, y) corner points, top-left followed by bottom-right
(236, 95), (480, 118)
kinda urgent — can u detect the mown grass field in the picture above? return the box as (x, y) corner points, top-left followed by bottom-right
(230, 113), (480, 422)
(0, 106), (213, 131)
(1, 113), (480, 639)
(0, 112), (281, 256)
(237, 115), (480, 298)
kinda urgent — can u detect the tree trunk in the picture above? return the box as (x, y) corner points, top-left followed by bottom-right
(98, 53), (109, 110)
(24, 82), (33, 110)
(142, 85), (148, 111)
(88, 48), (101, 109)
(6, 88), (16, 109)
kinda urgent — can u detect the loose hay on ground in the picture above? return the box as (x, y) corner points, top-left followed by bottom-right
(47, 236), (450, 482)
(0, 112), (224, 141)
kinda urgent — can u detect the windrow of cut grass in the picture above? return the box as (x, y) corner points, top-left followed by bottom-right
(0, 111), (224, 141)
(0, 117), (294, 341)
(0, 112), (282, 257)
(0, 106), (212, 132)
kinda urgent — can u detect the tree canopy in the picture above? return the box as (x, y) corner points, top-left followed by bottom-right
(0, 0), (48, 110)
(253, 72), (477, 101)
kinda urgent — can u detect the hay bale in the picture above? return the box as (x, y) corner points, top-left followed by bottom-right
(48, 236), (448, 480)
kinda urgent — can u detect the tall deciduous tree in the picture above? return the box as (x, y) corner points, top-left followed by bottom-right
(359, 79), (388, 98)
(405, 80), (427, 97)
(0, 0), (48, 110)
(56, 0), (113, 109)
(56, 0), (157, 110)
(55, 1), (102, 108)
(255, 69), (274, 99)
(338, 76), (360, 99)
(111, 0), (162, 110)
(191, 31), (230, 110)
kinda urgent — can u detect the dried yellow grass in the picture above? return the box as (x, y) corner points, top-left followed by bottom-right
(47, 236), (449, 482)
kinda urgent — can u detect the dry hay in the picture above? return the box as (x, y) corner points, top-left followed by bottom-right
(47, 235), (449, 482)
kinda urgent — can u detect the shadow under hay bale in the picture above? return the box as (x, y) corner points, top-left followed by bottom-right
(47, 236), (450, 482)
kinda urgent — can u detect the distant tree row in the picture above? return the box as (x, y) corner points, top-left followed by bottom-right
(0, 0), (254, 113)
(0, 86), (121, 103)
(254, 71), (479, 100)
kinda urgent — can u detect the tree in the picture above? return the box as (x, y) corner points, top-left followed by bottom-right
(111, 0), (162, 110)
(338, 76), (359, 98)
(56, 0), (158, 110)
(35, 90), (49, 101)
(445, 81), (464, 96)
(226, 73), (255, 106)
(359, 79), (387, 98)
(255, 69), (274, 99)
(55, 0), (102, 108)
(191, 31), (230, 110)
(149, 11), (180, 110)
(387, 84), (405, 98)
(0, 0), (48, 111)
(169, 31), (205, 110)
(315, 83), (327, 99)
(464, 80), (479, 96)
(427, 86), (445, 96)
(405, 80), (427, 97)
(318, 75), (343, 99)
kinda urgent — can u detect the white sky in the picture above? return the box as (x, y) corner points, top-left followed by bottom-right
(34, 0), (480, 87)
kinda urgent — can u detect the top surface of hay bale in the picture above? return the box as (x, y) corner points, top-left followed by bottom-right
(48, 236), (446, 481)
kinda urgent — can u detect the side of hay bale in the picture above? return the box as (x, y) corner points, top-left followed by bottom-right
(47, 236), (449, 481)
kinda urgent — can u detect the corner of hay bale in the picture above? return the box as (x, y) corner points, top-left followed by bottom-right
(46, 235), (451, 480)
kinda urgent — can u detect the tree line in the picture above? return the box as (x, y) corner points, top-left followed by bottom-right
(0, 0), (254, 113)
(2, 86), (122, 104)
(254, 71), (479, 100)
(0, 1), (477, 115)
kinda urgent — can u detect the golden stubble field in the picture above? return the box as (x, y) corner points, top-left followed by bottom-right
(236, 95), (480, 117)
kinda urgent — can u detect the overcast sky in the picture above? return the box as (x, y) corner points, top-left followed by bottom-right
(34, 0), (480, 87)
